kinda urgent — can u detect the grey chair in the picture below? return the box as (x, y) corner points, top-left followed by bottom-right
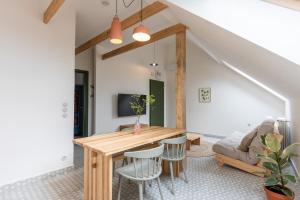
(116, 144), (165, 200)
(160, 135), (188, 194)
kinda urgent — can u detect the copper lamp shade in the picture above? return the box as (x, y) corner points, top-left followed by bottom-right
(132, 24), (151, 42)
(110, 16), (123, 44)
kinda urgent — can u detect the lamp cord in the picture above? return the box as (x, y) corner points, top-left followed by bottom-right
(115, 0), (118, 15)
(121, 0), (143, 22)
(153, 42), (156, 61)
(140, 0), (143, 22)
(122, 0), (135, 8)
(120, 0), (144, 22)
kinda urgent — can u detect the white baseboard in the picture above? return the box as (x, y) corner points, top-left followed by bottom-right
(202, 133), (226, 139)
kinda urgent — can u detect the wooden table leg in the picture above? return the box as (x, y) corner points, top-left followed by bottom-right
(103, 154), (113, 200)
(162, 160), (183, 177)
(84, 147), (91, 200)
(186, 140), (191, 151)
(192, 137), (201, 145)
(92, 152), (97, 200)
(96, 152), (103, 200)
(85, 151), (112, 200)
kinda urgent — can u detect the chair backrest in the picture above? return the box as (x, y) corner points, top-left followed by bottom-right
(160, 135), (187, 160)
(124, 144), (164, 179)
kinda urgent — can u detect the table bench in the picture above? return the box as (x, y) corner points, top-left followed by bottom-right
(186, 133), (201, 150)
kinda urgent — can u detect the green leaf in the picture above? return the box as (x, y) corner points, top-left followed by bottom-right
(256, 153), (277, 164)
(263, 162), (279, 172)
(281, 143), (300, 160)
(281, 187), (294, 198)
(283, 175), (296, 183)
(265, 134), (282, 153)
(282, 178), (288, 185)
(279, 157), (289, 169)
(280, 161), (290, 170)
(265, 176), (279, 186)
(261, 135), (267, 145)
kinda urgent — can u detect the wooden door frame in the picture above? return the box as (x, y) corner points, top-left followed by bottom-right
(75, 69), (89, 137)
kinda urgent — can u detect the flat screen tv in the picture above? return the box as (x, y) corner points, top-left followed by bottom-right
(118, 94), (146, 117)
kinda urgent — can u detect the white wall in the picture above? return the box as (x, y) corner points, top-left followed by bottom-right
(94, 44), (167, 133)
(290, 98), (300, 175)
(166, 70), (177, 128)
(166, 41), (286, 136)
(186, 41), (285, 136)
(75, 48), (95, 135)
(0, 1), (75, 186)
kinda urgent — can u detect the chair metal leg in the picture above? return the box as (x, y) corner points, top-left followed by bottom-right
(143, 181), (146, 194)
(138, 182), (144, 200)
(169, 161), (175, 195)
(117, 176), (122, 200)
(156, 177), (164, 200)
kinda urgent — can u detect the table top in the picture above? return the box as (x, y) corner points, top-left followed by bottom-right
(74, 127), (186, 156)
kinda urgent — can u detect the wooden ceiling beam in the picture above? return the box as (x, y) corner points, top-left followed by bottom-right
(75, 1), (168, 55)
(102, 23), (187, 60)
(43, 0), (65, 24)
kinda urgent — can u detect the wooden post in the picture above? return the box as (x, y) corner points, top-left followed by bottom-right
(176, 31), (186, 129)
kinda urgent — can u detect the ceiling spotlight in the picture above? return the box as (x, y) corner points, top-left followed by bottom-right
(150, 62), (158, 67)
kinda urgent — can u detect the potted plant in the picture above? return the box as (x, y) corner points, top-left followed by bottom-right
(129, 94), (155, 134)
(257, 133), (300, 200)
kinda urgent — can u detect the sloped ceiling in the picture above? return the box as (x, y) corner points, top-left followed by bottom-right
(163, 0), (300, 99)
(74, 0), (176, 47)
(74, 0), (300, 99)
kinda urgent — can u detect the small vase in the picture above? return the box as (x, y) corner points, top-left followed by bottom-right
(134, 117), (141, 134)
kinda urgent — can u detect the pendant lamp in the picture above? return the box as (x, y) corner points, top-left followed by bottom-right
(133, 0), (151, 42)
(110, 0), (123, 44)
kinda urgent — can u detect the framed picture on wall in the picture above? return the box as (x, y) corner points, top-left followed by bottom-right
(199, 88), (211, 103)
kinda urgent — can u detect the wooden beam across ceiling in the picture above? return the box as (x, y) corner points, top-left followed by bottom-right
(43, 0), (65, 24)
(102, 23), (187, 60)
(75, 1), (168, 55)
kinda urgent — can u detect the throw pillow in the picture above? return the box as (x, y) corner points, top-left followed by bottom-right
(238, 126), (259, 152)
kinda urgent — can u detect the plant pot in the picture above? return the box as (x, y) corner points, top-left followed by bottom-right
(264, 187), (294, 200)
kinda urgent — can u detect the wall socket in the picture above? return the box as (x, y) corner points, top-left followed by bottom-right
(62, 102), (68, 118)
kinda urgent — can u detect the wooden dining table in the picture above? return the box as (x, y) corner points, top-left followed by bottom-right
(73, 126), (186, 200)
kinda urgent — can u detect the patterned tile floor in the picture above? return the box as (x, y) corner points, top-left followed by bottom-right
(1, 145), (299, 200)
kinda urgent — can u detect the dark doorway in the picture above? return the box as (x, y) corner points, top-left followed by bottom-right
(150, 79), (164, 126)
(74, 70), (89, 138)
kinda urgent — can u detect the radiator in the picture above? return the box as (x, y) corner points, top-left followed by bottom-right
(278, 120), (291, 149)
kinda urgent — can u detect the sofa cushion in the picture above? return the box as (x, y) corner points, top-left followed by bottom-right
(213, 120), (275, 165)
(212, 131), (258, 165)
(248, 119), (275, 163)
(238, 126), (259, 152)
